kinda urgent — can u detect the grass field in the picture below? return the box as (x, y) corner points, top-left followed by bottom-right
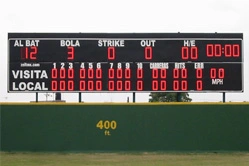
(1, 152), (249, 166)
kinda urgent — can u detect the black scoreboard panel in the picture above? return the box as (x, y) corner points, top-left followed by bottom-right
(8, 33), (243, 92)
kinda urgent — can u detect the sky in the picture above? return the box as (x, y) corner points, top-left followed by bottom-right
(0, 0), (249, 102)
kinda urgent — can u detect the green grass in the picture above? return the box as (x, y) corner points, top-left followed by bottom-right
(1, 152), (249, 166)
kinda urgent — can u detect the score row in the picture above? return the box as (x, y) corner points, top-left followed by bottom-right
(19, 44), (241, 60)
(9, 39), (242, 62)
(12, 62), (241, 80)
(50, 66), (225, 80)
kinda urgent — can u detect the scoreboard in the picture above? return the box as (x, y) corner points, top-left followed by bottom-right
(8, 33), (243, 92)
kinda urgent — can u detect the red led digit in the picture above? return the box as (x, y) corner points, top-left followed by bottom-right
(215, 44), (221, 57)
(181, 68), (187, 79)
(206, 44), (213, 57)
(108, 47), (115, 60)
(181, 47), (188, 60)
(80, 81), (86, 90)
(21, 47), (25, 59)
(161, 81), (166, 90)
(218, 68), (225, 78)
(152, 80), (158, 90)
(145, 46), (152, 59)
(137, 69), (143, 78)
(210, 68), (216, 78)
(125, 69), (131, 79)
(173, 80), (179, 91)
(181, 81), (187, 90)
(96, 69), (102, 79)
(117, 69), (123, 79)
(173, 69), (179, 78)
(196, 69), (203, 78)
(196, 80), (202, 91)
(80, 69), (85, 78)
(23, 47), (27, 60)
(191, 47), (198, 59)
(25, 47), (37, 60)
(68, 68), (74, 79)
(68, 80), (74, 91)
(160, 69), (167, 78)
(152, 69), (158, 79)
(225, 44), (232, 57)
(60, 68), (66, 79)
(88, 81), (94, 91)
(117, 81), (122, 91)
(96, 81), (102, 91)
(60, 81), (66, 91)
(88, 69), (94, 78)
(233, 44), (240, 57)
(108, 68), (114, 78)
(67, 47), (74, 60)
(108, 81), (114, 91)
(51, 68), (57, 78)
(125, 81), (131, 90)
(51, 81), (57, 91)
(137, 81), (143, 91)
(30, 47), (37, 59)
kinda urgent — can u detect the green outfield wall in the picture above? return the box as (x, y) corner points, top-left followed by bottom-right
(1, 103), (249, 152)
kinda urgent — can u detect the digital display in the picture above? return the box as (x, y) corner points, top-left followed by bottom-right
(8, 33), (243, 92)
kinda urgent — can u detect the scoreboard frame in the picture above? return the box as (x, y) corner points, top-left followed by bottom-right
(7, 33), (244, 93)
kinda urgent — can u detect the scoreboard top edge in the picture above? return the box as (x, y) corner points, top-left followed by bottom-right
(8, 33), (243, 39)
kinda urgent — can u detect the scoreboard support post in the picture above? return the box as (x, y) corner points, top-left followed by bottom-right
(177, 93), (181, 102)
(79, 92), (82, 103)
(133, 92), (136, 103)
(35, 92), (38, 102)
(222, 92), (226, 103)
